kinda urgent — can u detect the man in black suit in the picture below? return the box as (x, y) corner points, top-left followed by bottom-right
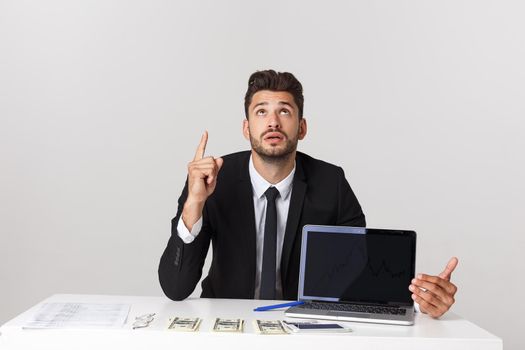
(159, 70), (458, 318)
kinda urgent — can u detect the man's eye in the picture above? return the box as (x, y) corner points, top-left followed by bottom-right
(256, 109), (266, 116)
(280, 109), (290, 115)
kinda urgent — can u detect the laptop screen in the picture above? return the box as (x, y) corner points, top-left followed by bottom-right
(299, 226), (416, 306)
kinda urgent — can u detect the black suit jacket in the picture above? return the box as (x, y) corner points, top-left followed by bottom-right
(159, 151), (366, 301)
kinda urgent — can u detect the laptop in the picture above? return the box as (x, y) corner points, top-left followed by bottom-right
(285, 225), (417, 326)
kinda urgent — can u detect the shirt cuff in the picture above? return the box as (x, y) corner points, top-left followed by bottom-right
(176, 216), (203, 244)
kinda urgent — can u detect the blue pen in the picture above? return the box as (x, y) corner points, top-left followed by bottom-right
(253, 301), (305, 311)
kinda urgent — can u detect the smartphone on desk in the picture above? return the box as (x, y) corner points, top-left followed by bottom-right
(283, 321), (352, 333)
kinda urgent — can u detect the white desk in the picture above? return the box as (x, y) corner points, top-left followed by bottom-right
(0, 294), (502, 350)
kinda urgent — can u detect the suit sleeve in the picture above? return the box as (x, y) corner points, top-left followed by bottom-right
(336, 167), (366, 227)
(158, 179), (212, 301)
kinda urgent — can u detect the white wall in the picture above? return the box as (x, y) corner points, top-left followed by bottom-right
(1, 0), (523, 348)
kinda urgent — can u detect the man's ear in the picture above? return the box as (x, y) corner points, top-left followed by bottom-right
(242, 119), (250, 141)
(298, 118), (307, 140)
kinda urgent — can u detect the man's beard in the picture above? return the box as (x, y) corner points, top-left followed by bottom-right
(249, 129), (298, 164)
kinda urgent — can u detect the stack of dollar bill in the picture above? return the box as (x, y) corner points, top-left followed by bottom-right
(253, 320), (289, 335)
(167, 317), (201, 331)
(212, 318), (244, 332)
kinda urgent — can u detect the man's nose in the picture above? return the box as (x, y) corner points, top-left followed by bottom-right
(267, 111), (281, 129)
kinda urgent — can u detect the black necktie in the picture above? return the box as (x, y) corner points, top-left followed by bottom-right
(260, 186), (279, 300)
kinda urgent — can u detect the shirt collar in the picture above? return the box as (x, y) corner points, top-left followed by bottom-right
(249, 155), (295, 200)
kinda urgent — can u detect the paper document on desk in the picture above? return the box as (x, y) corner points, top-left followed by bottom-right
(23, 303), (131, 329)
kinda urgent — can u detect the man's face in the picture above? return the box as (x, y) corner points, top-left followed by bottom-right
(243, 90), (307, 162)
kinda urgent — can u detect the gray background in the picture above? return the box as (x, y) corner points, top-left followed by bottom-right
(1, 0), (523, 348)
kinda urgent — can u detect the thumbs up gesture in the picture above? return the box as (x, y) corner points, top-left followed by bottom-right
(409, 257), (459, 318)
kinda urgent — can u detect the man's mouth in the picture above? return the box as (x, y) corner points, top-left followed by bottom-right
(264, 132), (285, 141)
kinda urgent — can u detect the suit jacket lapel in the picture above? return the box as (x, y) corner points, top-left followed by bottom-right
(281, 154), (307, 284)
(237, 152), (258, 297)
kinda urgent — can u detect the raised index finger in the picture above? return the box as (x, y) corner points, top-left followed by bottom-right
(194, 131), (208, 161)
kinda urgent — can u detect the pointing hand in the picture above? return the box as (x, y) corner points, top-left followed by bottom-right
(187, 131), (224, 203)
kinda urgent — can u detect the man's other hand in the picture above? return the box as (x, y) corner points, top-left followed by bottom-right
(409, 257), (459, 318)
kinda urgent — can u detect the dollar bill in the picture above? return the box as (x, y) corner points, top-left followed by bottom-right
(253, 320), (289, 334)
(212, 318), (244, 332)
(167, 317), (201, 331)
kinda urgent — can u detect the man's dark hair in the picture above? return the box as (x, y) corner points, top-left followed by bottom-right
(244, 70), (304, 119)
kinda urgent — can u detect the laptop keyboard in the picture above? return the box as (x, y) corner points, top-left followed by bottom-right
(300, 302), (407, 315)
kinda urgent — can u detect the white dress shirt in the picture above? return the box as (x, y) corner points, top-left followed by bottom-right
(177, 155), (295, 299)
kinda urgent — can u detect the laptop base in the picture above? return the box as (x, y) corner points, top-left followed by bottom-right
(285, 305), (415, 326)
